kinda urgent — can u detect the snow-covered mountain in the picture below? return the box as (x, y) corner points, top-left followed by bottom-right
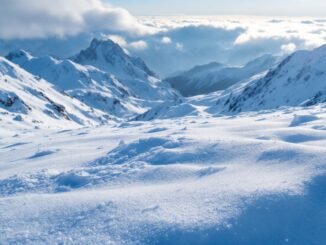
(0, 56), (108, 129)
(71, 39), (179, 105)
(207, 45), (326, 114)
(6, 39), (180, 119)
(6, 50), (147, 118)
(72, 38), (156, 79)
(4, 30), (326, 245)
(166, 55), (279, 97)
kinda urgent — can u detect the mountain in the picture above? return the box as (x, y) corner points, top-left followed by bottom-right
(6, 39), (180, 119)
(72, 38), (157, 80)
(166, 55), (279, 97)
(71, 39), (179, 106)
(6, 50), (147, 118)
(0, 56), (108, 129)
(208, 45), (326, 114)
(138, 45), (326, 120)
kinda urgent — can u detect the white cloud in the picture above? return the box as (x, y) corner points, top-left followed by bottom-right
(281, 43), (297, 53)
(176, 42), (184, 51)
(106, 35), (127, 46)
(128, 16), (326, 75)
(129, 40), (148, 50)
(2, 14), (326, 76)
(161, 37), (172, 44)
(0, 0), (155, 39)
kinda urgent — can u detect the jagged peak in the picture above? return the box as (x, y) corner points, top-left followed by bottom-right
(72, 38), (157, 79)
(89, 38), (122, 51)
(73, 38), (127, 63)
(5, 49), (33, 63)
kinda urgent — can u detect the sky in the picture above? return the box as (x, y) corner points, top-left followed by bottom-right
(107, 0), (326, 16)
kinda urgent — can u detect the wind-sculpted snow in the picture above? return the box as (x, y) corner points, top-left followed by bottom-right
(3, 41), (326, 244)
(1, 105), (326, 244)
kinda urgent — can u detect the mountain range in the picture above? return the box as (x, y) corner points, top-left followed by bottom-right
(2, 38), (326, 126)
(2, 35), (326, 245)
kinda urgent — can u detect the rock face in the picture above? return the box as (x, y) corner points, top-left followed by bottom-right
(166, 55), (278, 97)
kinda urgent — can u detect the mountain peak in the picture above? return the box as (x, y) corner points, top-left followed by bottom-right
(5, 49), (33, 65)
(72, 38), (157, 79)
(74, 38), (126, 64)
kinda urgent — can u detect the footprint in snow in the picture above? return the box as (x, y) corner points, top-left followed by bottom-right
(197, 166), (226, 178)
(146, 127), (167, 133)
(141, 205), (160, 214)
(29, 149), (59, 159)
(289, 114), (319, 127)
(282, 134), (322, 144)
(77, 132), (89, 136)
(312, 125), (326, 131)
(2, 142), (29, 149)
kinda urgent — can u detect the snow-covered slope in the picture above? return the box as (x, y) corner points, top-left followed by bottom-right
(0, 56), (108, 129)
(2, 104), (326, 244)
(72, 39), (180, 105)
(166, 55), (278, 97)
(207, 45), (326, 114)
(3, 39), (326, 244)
(72, 38), (157, 80)
(6, 39), (180, 119)
(6, 50), (148, 118)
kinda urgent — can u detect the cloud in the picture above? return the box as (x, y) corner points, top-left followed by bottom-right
(126, 16), (326, 76)
(161, 37), (172, 44)
(0, 0), (154, 39)
(1, 14), (326, 77)
(106, 34), (127, 46)
(129, 40), (148, 50)
(281, 43), (297, 53)
(175, 43), (183, 50)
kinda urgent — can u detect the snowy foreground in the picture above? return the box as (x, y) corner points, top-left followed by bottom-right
(1, 105), (326, 244)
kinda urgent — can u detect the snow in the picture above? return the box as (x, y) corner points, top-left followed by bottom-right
(2, 39), (326, 244)
(166, 55), (279, 97)
(1, 104), (326, 244)
(0, 57), (109, 128)
(208, 45), (326, 114)
(6, 45), (180, 120)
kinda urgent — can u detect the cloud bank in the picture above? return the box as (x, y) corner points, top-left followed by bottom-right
(125, 16), (326, 76)
(0, 0), (153, 39)
(1, 1), (326, 77)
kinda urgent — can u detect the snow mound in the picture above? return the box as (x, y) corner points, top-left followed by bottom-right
(289, 114), (319, 127)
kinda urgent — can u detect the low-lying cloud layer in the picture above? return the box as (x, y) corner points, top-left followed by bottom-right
(126, 16), (326, 75)
(1, 1), (326, 76)
(0, 0), (153, 39)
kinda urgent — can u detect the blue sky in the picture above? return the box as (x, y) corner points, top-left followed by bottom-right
(107, 0), (326, 16)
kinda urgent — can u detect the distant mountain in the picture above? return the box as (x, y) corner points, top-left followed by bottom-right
(166, 55), (279, 97)
(208, 45), (326, 114)
(0, 56), (108, 128)
(6, 39), (180, 119)
(72, 38), (157, 80)
(138, 45), (326, 120)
